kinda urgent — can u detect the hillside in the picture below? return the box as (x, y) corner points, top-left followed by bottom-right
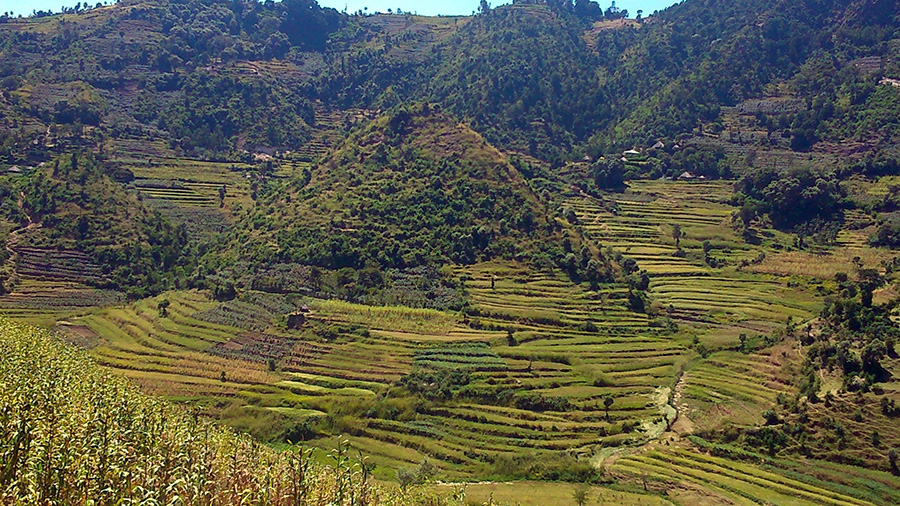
(0, 0), (342, 158)
(427, 4), (607, 163)
(593, 0), (900, 157)
(2, 0), (899, 170)
(0, 153), (190, 300)
(216, 104), (610, 284)
(2, 0), (900, 503)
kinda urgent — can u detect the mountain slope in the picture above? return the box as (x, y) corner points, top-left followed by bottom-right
(0, 153), (190, 297)
(2, 0), (899, 169)
(594, 0), (900, 152)
(220, 104), (609, 283)
(427, 4), (606, 163)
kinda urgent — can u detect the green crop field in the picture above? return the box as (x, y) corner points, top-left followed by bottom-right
(568, 180), (819, 330)
(611, 445), (898, 506)
(0, 316), (453, 505)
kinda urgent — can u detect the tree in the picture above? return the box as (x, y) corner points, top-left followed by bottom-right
(672, 223), (682, 248)
(738, 202), (755, 230)
(157, 298), (170, 318)
(507, 328), (518, 346)
(478, 0), (490, 14)
(264, 30), (291, 59)
(593, 158), (625, 190)
(603, 394), (614, 421)
(572, 484), (590, 506)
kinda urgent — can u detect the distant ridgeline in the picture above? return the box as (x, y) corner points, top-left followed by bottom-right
(0, 0), (896, 162)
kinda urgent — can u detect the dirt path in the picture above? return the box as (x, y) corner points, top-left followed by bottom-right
(670, 368), (694, 435)
(594, 369), (694, 470)
(2, 192), (40, 288)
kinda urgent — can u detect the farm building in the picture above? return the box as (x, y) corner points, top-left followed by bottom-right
(678, 171), (707, 181)
(622, 148), (641, 160)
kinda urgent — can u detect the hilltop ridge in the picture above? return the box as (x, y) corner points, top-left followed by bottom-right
(218, 103), (610, 283)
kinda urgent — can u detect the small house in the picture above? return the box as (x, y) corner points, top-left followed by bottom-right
(678, 171), (696, 181)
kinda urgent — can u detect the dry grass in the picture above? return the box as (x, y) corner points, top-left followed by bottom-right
(747, 247), (897, 279)
(309, 299), (459, 336)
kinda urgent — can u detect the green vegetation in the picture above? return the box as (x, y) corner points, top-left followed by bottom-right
(0, 153), (190, 298)
(612, 444), (899, 505)
(429, 4), (606, 163)
(2, 0), (900, 503)
(215, 104), (610, 283)
(733, 167), (846, 232)
(0, 316), (460, 505)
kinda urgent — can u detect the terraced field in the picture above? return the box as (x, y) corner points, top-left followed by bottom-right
(283, 264), (685, 478)
(70, 291), (413, 402)
(0, 237), (124, 326)
(41, 290), (490, 477)
(451, 262), (687, 454)
(107, 154), (254, 239)
(569, 181), (818, 330)
(4, 170), (896, 500)
(681, 347), (797, 428)
(566, 180), (823, 431)
(612, 444), (900, 506)
(37, 256), (694, 481)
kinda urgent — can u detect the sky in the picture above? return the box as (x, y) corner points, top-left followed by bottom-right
(1, 0), (679, 18)
(317, 0), (679, 16)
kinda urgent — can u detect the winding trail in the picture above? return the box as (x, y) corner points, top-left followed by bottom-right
(2, 192), (40, 287)
(669, 367), (694, 435)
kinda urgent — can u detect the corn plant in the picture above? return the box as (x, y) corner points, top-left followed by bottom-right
(0, 317), (462, 505)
